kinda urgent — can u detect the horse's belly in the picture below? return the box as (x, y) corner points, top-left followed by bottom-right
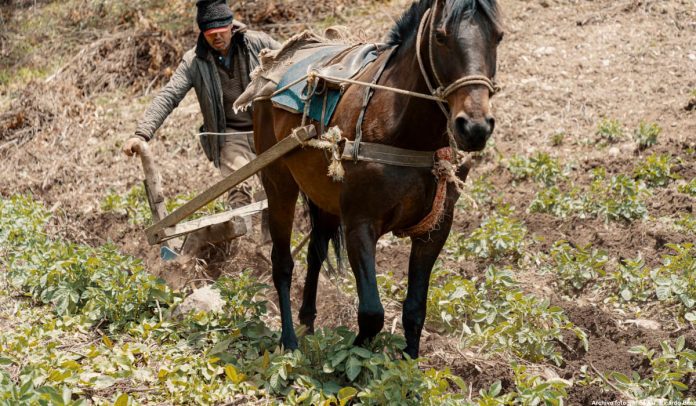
(284, 148), (342, 215)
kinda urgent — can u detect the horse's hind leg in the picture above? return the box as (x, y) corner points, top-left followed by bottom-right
(298, 200), (341, 333)
(402, 210), (456, 359)
(345, 221), (384, 346)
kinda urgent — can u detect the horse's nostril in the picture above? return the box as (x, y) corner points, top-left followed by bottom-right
(455, 115), (469, 135)
(486, 116), (496, 133)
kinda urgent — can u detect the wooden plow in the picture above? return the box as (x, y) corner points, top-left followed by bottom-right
(132, 125), (316, 260)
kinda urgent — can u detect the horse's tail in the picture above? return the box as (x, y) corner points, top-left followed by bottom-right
(304, 195), (345, 274)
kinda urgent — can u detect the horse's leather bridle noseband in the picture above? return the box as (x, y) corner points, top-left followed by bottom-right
(416, 6), (499, 115)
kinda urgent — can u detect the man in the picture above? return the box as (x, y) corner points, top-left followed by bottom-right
(123, 0), (280, 210)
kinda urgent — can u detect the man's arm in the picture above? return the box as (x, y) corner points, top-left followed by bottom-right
(134, 52), (195, 142)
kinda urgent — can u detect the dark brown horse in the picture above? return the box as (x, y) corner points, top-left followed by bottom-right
(253, 0), (503, 358)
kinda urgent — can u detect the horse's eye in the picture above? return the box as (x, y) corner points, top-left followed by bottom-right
(497, 31), (505, 44)
(434, 29), (447, 45)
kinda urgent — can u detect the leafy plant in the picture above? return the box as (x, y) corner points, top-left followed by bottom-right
(528, 186), (584, 218)
(675, 213), (696, 234)
(550, 132), (565, 146)
(100, 185), (151, 225)
(633, 121), (661, 150)
(427, 267), (588, 365)
(633, 154), (676, 187)
(507, 152), (566, 186)
(610, 257), (653, 303)
(547, 241), (608, 293)
(101, 186), (228, 226)
(587, 171), (650, 222)
(651, 244), (696, 321)
(596, 118), (624, 144)
(510, 362), (570, 405)
(677, 178), (696, 197)
(608, 337), (696, 400)
(457, 205), (527, 260)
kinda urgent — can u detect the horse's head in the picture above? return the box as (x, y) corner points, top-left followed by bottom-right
(423, 0), (503, 151)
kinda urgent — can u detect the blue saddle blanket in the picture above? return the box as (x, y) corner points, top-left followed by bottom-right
(271, 44), (378, 126)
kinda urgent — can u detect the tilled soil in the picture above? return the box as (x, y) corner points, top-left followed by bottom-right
(1, 0), (694, 401)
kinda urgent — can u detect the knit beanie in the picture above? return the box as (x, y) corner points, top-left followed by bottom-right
(196, 0), (234, 32)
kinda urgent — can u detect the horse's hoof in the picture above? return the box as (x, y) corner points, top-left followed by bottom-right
(354, 333), (372, 347)
(280, 336), (299, 351)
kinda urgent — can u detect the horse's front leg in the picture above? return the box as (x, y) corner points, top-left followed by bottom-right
(345, 221), (384, 345)
(403, 206), (456, 359)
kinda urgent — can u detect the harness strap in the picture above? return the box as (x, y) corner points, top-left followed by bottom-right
(340, 140), (435, 167)
(353, 47), (397, 160)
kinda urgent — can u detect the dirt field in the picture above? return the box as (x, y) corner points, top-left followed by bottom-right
(1, 0), (695, 403)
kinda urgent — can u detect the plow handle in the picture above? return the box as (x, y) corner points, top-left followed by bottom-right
(132, 140), (168, 222)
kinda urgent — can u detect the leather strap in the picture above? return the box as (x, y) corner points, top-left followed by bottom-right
(340, 140), (435, 168)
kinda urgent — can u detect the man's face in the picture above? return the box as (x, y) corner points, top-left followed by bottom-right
(204, 25), (233, 53)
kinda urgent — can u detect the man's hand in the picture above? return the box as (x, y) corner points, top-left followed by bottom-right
(122, 137), (145, 157)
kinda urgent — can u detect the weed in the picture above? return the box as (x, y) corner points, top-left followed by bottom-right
(633, 121), (661, 150)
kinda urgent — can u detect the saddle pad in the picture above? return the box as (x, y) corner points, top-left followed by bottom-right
(271, 44), (379, 126)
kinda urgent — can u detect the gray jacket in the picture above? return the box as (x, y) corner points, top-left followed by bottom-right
(135, 21), (279, 167)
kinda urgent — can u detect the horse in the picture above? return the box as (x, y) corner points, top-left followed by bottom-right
(252, 0), (503, 359)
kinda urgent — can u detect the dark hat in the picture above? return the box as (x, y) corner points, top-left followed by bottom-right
(196, 0), (234, 32)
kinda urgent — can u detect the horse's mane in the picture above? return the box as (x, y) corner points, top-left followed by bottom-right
(387, 0), (501, 46)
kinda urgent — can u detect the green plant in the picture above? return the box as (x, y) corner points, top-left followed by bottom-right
(507, 152), (566, 186)
(550, 132), (565, 146)
(587, 172), (650, 222)
(459, 176), (495, 210)
(596, 118), (624, 144)
(608, 337), (696, 400)
(101, 186), (228, 226)
(675, 213), (696, 234)
(611, 257), (653, 303)
(633, 154), (676, 187)
(677, 178), (696, 196)
(547, 242), (608, 293)
(651, 244), (696, 321)
(633, 121), (661, 150)
(510, 362), (570, 405)
(458, 205), (528, 260)
(427, 267), (588, 365)
(100, 185), (151, 225)
(528, 186), (584, 218)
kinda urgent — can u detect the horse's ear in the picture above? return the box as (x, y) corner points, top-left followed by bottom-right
(432, 0), (448, 31)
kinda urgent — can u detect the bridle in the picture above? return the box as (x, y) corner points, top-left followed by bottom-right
(415, 5), (499, 119)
